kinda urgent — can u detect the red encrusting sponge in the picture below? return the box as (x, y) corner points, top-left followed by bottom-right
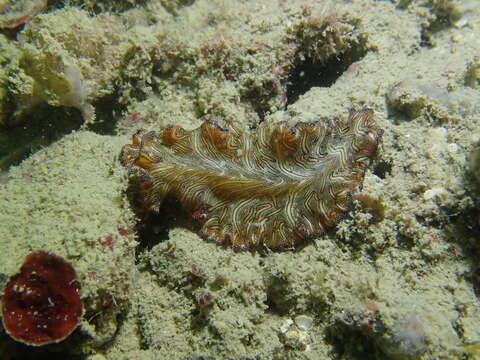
(1, 251), (82, 346)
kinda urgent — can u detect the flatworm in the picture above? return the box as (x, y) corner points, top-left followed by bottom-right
(121, 109), (382, 250)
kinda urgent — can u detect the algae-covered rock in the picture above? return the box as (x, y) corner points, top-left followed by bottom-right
(469, 143), (480, 184)
(0, 131), (137, 351)
(0, 0), (46, 29)
(465, 57), (480, 88)
(393, 0), (463, 27)
(0, 0), (480, 359)
(48, 0), (146, 13)
(2, 7), (127, 126)
(0, 34), (19, 127)
(285, 6), (368, 65)
(387, 79), (452, 121)
(392, 0), (465, 47)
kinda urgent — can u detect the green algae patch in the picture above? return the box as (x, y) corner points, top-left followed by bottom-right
(47, 0), (147, 14)
(0, 34), (19, 128)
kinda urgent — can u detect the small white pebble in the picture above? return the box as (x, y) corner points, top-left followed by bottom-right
(451, 34), (461, 43)
(428, 127), (447, 139)
(295, 315), (313, 331)
(423, 187), (448, 201)
(447, 143), (459, 153)
(280, 319), (294, 334)
(454, 17), (469, 28)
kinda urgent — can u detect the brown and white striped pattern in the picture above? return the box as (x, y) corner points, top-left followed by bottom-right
(120, 109), (382, 250)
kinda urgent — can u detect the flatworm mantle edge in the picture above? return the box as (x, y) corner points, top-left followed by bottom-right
(120, 109), (382, 250)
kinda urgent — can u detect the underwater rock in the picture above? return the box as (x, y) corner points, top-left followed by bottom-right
(1, 251), (82, 346)
(0, 0), (46, 29)
(1, 7), (127, 127)
(278, 318), (311, 351)
(387, 79), (453, 122)
(469, 143), (480, 184)
(465, 57), (480, 88)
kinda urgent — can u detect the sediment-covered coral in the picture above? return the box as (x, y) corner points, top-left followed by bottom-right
(2, 7), (126, 126)
(285, 6), (368, 66)
(0, 0), (46, 29)
(0, 131), (137, 353)
(387, 79), (454, 122)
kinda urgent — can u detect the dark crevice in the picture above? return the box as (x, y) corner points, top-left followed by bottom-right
(87, 95), (125, 135)
(264, 277), (296, 316)
(326, 327), (386, 360)
(326, 316), (390, 360)
(130, 195), (189, 259)
(0, 334), (83, 360)
(0, 93), (124, 170)
(446, 170), (480, 297)
(372, 161), (392, 179)
(286, 45), (369, 105)
(396, 234), (415, 250)
(0, 105), (83, 170)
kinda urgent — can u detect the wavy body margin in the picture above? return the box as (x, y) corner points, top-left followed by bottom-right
(121, 109), (382, 250)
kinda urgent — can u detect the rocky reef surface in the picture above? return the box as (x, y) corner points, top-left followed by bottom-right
(0, 0), (479, 359)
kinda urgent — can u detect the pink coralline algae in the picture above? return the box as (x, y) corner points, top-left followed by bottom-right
(1, 251), (82, 346)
